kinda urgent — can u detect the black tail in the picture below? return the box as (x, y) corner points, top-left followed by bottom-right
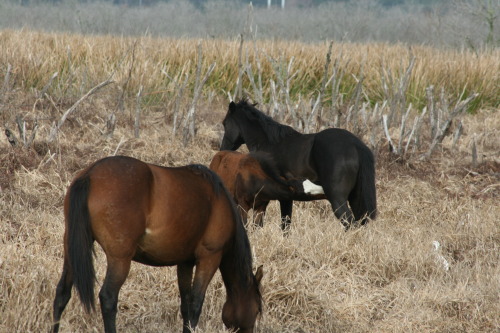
(349, 144), (377, 224)
(66, 175), (95, 312)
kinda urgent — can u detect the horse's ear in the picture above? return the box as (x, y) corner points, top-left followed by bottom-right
(255, 265), (263, 284)
(229, 101), (237, 113)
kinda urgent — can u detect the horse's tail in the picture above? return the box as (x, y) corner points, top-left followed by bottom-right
(66, 174), (95, 313)
(350, 144), (377, 225)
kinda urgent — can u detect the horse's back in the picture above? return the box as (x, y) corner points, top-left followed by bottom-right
(84, 157), (152, 214)
(77, 156), (236, 264)
(314, 128), (365, 148)
(210, 151), (246, 193)
(211, 151), (273, 194)
(142, 163), (236, 257)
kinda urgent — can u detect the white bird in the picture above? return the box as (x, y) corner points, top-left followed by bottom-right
(432, 241), (450, 271)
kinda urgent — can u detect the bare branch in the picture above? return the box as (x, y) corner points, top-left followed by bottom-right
(4, 128), (18, 147)
(48, 76), (114, 142)
(38, 72), (59, 99)
(134, 85), (144, 138)
(234, 34), (245, 101)
(182, 42), (216, 145)
(383, 114), (395, 153)
(1, 63), (12, 106)
(424, 92), (478, 159)
(396, 103), (412, 154)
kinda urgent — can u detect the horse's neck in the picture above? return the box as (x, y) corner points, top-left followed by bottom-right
(219, 250), (252, 298)
(242, 126), (268, 151)
(244, 122), (296, 151)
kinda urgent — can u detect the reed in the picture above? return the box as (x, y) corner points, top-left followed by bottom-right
(1, 30), (498, 114)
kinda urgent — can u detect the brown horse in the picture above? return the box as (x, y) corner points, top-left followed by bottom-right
(52, 156), (263, 333)
(210, 151), (324, 227)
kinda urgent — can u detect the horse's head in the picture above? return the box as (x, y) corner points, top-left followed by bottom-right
(221, 101), (245, 151)
(222, 265), (263, 333)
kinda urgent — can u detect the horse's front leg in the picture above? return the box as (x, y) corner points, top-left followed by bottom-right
(187, 254), (221, 331)
(177, 262), (194, 333)
(279, 200), (293, 232)
(253, 201), (270, 227)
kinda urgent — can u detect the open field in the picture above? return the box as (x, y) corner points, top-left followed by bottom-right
(1, 30), (499, 112)
(1, 30), (499, 332)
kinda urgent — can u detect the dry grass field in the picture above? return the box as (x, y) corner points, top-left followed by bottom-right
(1, 30), (499, 332)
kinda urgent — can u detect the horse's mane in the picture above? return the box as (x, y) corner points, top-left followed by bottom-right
(189, 163), (258, 295)
(185, 164), (226, 196)
(230, 201), (261, 294)
(235, 100), (299, 144)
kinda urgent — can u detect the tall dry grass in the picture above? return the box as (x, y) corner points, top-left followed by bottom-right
(1, 98), (498, 332)
(1, 30), (499, 332)
(0, 30), (498, 114)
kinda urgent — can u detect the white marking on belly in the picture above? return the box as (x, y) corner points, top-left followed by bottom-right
(145, 228), (152, 235)
(303, 179), (324, 195)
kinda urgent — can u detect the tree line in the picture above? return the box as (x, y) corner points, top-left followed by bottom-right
(12, 0), (449, 8)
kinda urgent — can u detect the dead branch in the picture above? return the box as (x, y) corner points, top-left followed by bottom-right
(383, 114), (395, 153)
(305, 95), (321, 134)
(234, 34), (244, 101)
(250, 28), (264, 105)
(134, 85), (143, 138)
(105, 113), (116, 138)
(118, 40), (139, 113)
(182, 42), (216, 145)
(48, 76), (114, 142)
(471, 134), (478, 167)
(424, 92), (478, 159)
(4, 128), (18, 147)
(451, 120), (463, 150)
(396, 103), (412, 154)
(38, 72), (59, 99)
(1, 63), (12, 106)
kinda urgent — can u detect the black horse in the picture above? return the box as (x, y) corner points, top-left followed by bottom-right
(220, 100), (377, 231)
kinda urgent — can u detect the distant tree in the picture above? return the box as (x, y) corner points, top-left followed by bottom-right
(378, 0), (405, 7)
(455, 0), (499, 46)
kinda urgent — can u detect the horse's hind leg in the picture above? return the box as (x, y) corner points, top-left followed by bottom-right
(99, 257), (132, 333)
(177, 262), (195, 333)
(321, 178), (356, 230)
(279, 199), (293, 232)
(52, 260), (73, 333)
(328, 195), (355, 230)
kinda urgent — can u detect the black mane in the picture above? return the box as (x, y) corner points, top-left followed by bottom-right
(235, 100), (299, 144)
